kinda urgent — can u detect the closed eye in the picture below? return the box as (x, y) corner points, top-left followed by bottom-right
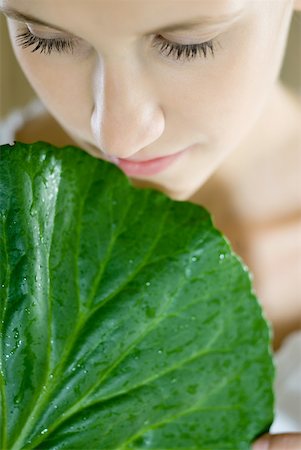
(15, 29), (75, 55)
(152, 35), (217, 61)
(15, 27), (218, 62)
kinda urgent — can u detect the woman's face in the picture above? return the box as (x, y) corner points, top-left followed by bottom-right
(1, 0), (295, 199)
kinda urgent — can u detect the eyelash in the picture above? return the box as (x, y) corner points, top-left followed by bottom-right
(15, 28), (216, 61)
(152, 35), (216, 61)
(15, 30), (75, 55)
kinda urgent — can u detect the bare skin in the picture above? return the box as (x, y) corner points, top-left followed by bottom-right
(2, 0), (301, 445)
(253, 433), (301, 450)
(16, 83), (301, 450)
(16, 79), (301, 351)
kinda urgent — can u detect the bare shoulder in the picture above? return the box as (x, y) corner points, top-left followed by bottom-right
(190, 81), (301, 349)
(15, 111), (77, 147)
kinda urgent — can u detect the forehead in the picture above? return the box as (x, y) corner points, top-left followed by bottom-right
(2, 0), (244, 36)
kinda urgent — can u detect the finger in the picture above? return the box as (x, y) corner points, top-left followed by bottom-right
(253, 433), (301, 450)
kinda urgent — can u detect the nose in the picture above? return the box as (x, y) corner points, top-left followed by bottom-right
(91, 61), (165, 160)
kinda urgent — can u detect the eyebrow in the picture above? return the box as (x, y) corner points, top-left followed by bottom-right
(0, 5), (243, 34)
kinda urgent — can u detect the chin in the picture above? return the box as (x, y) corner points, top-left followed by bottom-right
(166, 185), (201, 201)
(130, 176), (204, 202)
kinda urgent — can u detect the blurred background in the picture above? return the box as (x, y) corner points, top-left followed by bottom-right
(0, 11), (300, 119)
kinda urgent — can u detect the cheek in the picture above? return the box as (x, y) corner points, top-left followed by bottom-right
(8, 23), (93, 138)
(164, 7), (291, 153)
(215, 10), (292, 149)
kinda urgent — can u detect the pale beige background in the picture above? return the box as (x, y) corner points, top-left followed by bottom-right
(0, 11), (300, 119)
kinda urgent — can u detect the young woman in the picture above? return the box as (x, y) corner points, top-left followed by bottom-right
(1, 1), (300, 448)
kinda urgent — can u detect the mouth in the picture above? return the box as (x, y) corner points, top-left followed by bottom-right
(83, 141), (195, 177)
(116, 150), (188, 177)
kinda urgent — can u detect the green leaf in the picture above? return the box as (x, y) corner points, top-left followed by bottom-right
(0, 141), (274, 450)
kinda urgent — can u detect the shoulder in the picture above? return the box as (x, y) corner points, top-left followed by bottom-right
(190, 81), (301, 349)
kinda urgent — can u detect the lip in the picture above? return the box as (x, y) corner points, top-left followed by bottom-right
(83, 140), (195, 177)
(114, 146), (193, 177)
